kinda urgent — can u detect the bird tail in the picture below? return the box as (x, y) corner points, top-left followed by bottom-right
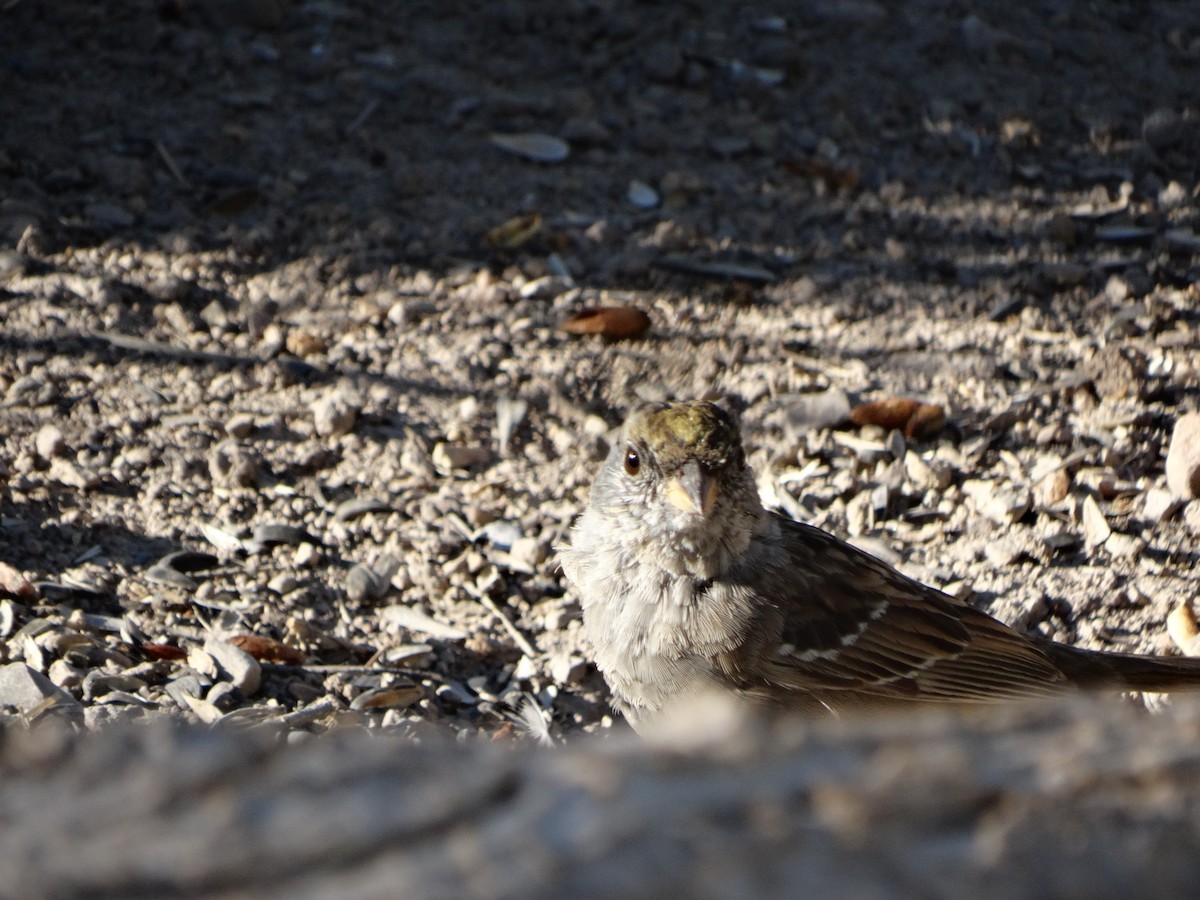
(1041, 642), (1200, 692)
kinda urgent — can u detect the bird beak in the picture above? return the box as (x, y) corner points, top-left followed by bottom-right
(666, 460), (719, 517)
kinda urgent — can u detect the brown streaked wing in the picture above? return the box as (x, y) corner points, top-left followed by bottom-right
(756, 516), (1066, 702)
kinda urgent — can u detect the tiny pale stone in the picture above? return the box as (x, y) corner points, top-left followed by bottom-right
(1102, 532), (1145, 559)
(550, 652), (590, 686)
(204, 639), (262, 696)
(984, 537), (1027, 568)
(1081, 495), (1112, 548)
(34, 424), (66, 460)
(1034, 469), (1071, 507)
(1166, 413), (1200, 499)
(312, 394), (360, 438)
(432, 442), (491, 471)
(963, 480), (1030, 525)
(47, 459), (99, 489)
(1141, 488), (1182, 524)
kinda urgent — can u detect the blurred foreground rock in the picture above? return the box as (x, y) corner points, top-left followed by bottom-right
(1, 695), (1199, 899)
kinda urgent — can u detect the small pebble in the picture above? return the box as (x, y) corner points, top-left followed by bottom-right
(34, 424), (66, 460)
(1034, 469), (1071, 507)
(1081, 495), (1112, 548)
(1166, 413), (1200, 499)
(345, 564), (383, 603)
(432, 443), (491, 471)
(225, 414), (256, 439)
(204, 639), (262, 696)
(1141, 488), (1182, 524)
(1104, 532), (1145, 559)
(782, 389), (852, 437)
(47, 459), (99, 489)
(209, 441), (260, 488)
(312, 393), (360, 438)
(0, 662), (80, 713)
(550, 652), (590, 686)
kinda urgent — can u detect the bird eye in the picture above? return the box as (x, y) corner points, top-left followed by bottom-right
(623, 447), (641, 476)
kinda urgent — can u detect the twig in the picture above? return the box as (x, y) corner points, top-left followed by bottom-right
(154, 139), (190, 188)
(477, 592), (540, 658)
(94, 331), (261, 366)
(345, 98), (380, 136)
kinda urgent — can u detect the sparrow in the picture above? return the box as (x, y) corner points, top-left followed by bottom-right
(559, 400), (1200, 729)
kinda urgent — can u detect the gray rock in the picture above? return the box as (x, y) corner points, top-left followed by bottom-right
(312, 393), (360, 438)
(165, 674), (209, 709)
(205, 681), (243, 712)
(345, 564), (381, 603)
(204, 639), (262, 697)
(208, 440), (261, 488)
(84, 201), (135, 228)
(782, 389), (852, 437)
(0, 663), (80, 713)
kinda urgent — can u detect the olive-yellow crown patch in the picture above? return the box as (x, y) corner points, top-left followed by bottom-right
(627, 401), (741, 471)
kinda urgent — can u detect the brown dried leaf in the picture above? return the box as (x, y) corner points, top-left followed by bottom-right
(560, 306), (651, 340)
(779, 157), (861, 191)
(483, 212), (542, 249)
(905, 403), (946, 439)
(850, 398), (920, 430)
(204, 186), (261, 217)
(141, 642), (189, 661)
(850, 398), (945, 440)
(229, 633), (306, 665)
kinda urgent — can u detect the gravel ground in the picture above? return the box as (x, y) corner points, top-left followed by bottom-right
(1, 0), (1199, 739)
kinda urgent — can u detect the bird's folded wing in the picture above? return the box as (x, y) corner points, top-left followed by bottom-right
(746, 517), (1066, 703)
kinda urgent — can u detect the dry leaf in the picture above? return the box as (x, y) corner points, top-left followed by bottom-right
(905, 403), (946, 439)
(560, 306), (651, 340)
(779, 157), (861, 191)
(204, 186), (262, 217)
(141, 642), (189, 661)
(483, 212), (542, 249)
(850, 397), (919, 430)
(850, 398), (945, 439)
(229, 633), (306, 665)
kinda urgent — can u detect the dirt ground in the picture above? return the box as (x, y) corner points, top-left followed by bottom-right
(1, 0), (1198, 738)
